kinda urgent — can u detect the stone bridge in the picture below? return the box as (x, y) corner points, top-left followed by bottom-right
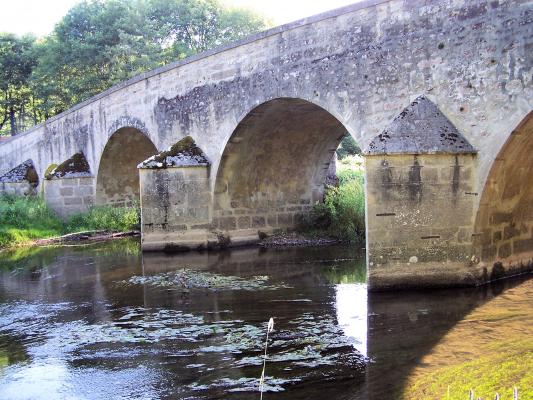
(0, 0), (532, 290)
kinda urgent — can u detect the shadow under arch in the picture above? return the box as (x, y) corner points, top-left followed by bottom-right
(473, 111), (533, 276)
(212, 97), (359, 241)
(96, 127), (158, 206)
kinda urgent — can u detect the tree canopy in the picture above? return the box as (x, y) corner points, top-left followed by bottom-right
(0, 0), (269, 136)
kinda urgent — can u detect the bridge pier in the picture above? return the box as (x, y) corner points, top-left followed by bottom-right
(43, 153), (95, 219)
(139, 137), (214, 251)
(364, 96), (480, 290)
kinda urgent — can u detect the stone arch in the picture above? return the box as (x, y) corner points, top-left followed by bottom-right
(96, 127), (158, 206)
(473, 111), (533, 276)
(212, 97), (355, 241)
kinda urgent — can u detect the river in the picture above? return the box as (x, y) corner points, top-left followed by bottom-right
(0, 239), (530, 399)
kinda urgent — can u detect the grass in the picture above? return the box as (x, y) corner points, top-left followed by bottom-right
(300, 155), (365, 242)
(0, 195), (140, 249)
(401, 279), (533, 400)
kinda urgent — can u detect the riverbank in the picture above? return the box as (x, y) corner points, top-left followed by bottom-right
(0, 195), (140, 249)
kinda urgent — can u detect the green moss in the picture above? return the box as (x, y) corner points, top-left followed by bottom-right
(45, 152), (91, 179)
(145, 136), (206, 165)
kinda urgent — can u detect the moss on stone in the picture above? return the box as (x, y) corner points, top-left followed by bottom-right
(46, 152), (91, 179)
(138, 136), (209, 169)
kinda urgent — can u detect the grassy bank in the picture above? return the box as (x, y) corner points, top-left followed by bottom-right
(0, 195), (140, 249)
(300, 155), (365, 242)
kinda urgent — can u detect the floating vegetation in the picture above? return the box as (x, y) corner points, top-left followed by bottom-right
(118, 269), (291, 291)
(0, 300), (365, 396)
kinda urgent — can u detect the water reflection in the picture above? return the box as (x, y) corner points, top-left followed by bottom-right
(336, 284), (367, 358)
(0, 240), (530, 399)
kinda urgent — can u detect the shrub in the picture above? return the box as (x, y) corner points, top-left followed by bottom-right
(303, 172), (366, 242)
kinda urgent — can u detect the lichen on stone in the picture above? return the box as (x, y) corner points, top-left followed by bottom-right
(0, 159), (38, 186)
(138, 136), (209, 169)
(46, 152), (92, 179)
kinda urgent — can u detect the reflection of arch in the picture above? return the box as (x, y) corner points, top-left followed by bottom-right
(473, 111), (533, 272)
(213, 98), (353, 232)
(96, 127), (158, 206)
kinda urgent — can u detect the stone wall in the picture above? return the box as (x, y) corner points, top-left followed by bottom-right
(366, 153), (479, 289)
(473, 112), (533, 279)
(44, 177), (95, 219)
(140, 167), (212, 251)
(0, 182), (36, 197)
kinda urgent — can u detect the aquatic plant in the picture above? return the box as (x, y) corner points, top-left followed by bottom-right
(0, 195), (63, 248)
(259, 317), (274, 399)
(467, 388), (519, 399)
(120, 269), (290, 291)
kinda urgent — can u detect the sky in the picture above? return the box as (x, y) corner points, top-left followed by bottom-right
(1, 0), (360, 37)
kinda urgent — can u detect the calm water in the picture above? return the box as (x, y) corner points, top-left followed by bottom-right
(0, 240), (530, 400)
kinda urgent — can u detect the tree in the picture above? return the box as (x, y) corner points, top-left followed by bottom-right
(0, 33), (38, 135)
(27, 0), (269, 120)
(145, 0), (270, 60)
(0, 0), (269, 136)
(336, 134), (362, 159)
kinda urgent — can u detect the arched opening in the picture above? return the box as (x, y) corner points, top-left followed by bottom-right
(213, 98), (359, 241)
(96, 127), (158, 206)
(474, 111), (533, 273)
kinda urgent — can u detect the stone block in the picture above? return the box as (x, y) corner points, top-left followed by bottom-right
(64, 197), (83, 205)
(218, 217), (236, 230)
(237, 216), (251, 229)
(61, 178), (79, 186)
(252, 216), (266, 228)
(59, 187), (74, 196)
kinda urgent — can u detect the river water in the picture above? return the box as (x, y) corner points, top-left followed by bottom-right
(0, 239), (530, 399)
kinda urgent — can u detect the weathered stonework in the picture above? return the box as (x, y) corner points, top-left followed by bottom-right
(0, 0), (531, 289)
(44, 153), (95, 219)
(364, 97), (480, 289)
(472, 112), (533, 282)
(0, 160), (38, 196)
(139, 138), (213, 251)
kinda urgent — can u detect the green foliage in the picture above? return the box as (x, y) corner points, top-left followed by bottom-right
(303, 168), (365, 242)
(66, 204), (140, 232)
(336, 134), (362, 159)
(0, 195), (63, 247)
(0, 33), (40, 135)
(0, 195), (139, 249)
(1, 0), (269, 136)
